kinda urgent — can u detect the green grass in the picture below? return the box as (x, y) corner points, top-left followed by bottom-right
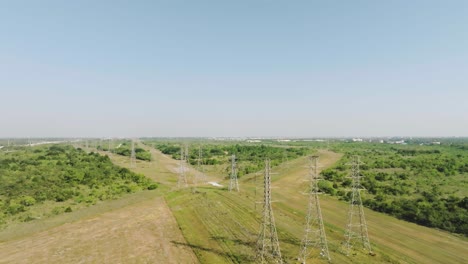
(164, 150), (468, 263)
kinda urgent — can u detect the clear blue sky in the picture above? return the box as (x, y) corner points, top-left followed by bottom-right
(1, 0), (467, 138)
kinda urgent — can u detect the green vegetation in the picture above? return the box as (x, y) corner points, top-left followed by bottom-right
(1, 139), (467, 263)
(0, 145), (157, 227)
(146, 138), (468, 236)
(108, 141), (152, 161)
(319, 142), (468, 235)
(149, 141), (308, 177)
(164, 147), (468, 263)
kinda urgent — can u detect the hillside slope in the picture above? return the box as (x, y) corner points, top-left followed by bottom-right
(0, 144), (197, 264)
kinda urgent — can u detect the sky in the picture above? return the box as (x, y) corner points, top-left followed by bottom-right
(1, 0), (467, 138)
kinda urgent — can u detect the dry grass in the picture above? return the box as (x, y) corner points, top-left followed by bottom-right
(0, 196), (197, 264)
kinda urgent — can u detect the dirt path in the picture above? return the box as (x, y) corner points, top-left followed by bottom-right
(0, 197), (198, 264)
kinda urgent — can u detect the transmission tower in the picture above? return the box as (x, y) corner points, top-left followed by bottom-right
(108, 138), (113, 153)
(298, 156), (330, 263)
(178, 145), (188, 188)
(282, 150), (290, 171)
(130, 140), (136, 168)
(344, 155), (372, 256)
(255, 159), (283, 264)
(196, 146), (206, 184)
(229, 154), (239, 192)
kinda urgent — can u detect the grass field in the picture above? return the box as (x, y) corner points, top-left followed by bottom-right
(1, 142), (467, 263)
(164, 148), (468, 263)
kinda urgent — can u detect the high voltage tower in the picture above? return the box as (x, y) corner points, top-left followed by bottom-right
(228, 154), (239, 192)
(282, 150), (289, 171)
(196, 146), (206, 184)
(178, 145), (188, 188)
(255, 159), (283, 264)
(108, 138), (113, 155)
(298, 156), (330, 263)
(344, 155), (373, 256)
(130, 139), (136, 168)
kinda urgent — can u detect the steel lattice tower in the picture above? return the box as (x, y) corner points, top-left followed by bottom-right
(108, 138), (113, 153)
(130, 140), (136, 168)
(196, 146), (206, 184)
(229, 154), (239, 192)
(344, 155), (372, 256)
(255, 159), (283, 264)
(282, 150), (290, 171)
(298, 156), (330, 263)
(178, 145), (188, 188)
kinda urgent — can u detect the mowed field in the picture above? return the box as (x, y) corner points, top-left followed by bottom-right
(1, 143), (467, 263)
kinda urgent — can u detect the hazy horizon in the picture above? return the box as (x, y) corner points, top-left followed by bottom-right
(1, 1), (467, 138)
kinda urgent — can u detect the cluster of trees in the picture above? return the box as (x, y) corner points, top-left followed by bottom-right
(110, 141), (152, 161)
(153, 142), (308, 177)
(319, 143), (468, 235)
(0, 145), (157, 225)
(363, 192), (468, 234)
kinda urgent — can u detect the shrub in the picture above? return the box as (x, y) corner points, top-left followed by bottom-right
(20, 196), (36, 206)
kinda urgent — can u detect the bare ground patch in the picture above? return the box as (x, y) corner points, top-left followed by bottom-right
(0, 197), (198, 264)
